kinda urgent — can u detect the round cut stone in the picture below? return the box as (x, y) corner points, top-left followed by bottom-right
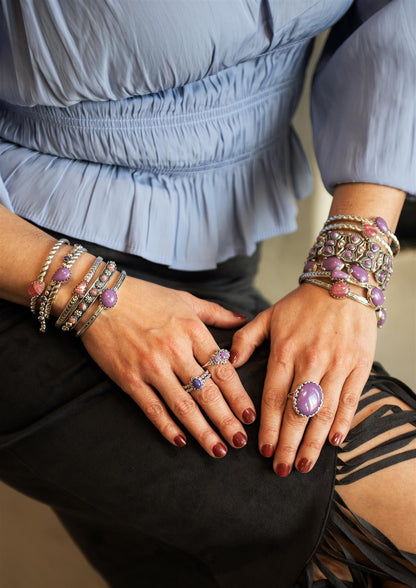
(331, 282), (350, 298)
(52, 266), (71, 282)
(220, 350), (230, 361)
(322, 256), (343, 271)
(28, 281), (45, 297)
(101, 288), (118, 308)
(351, 235), (360, 243)
(344, 251), (352, 259)
(323, 246), (333, 255)
(370, 287), (384, 307)
(330, 231), (339, 239)
(375, 217), (389, 234)
(294, 382), (323, 417)
(351, 265), (368, 282)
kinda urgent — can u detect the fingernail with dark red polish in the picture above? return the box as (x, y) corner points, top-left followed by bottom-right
(213, 443), (228, 458)
(260, 444), (274, 458)
(242, 408), (256, 424)
(276, 463), (291, 477)
(174, 434), (187, 447)
(229, 350), (238, 365)
(233, 313), (247, 320)
(297, 458), (312, 474)
(331, 433), (343, 446)
(233, 432), (247, 448)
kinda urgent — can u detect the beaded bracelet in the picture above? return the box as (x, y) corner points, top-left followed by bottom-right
(55, 256), (103, 328)
(323, 214), (399, 255)
(38, 244), (86, 333)
(60, 261), (117, 332)
(28, 238), (70, 314)
(75, 270), (127, 337)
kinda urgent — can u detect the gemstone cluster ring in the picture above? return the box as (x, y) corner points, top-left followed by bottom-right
(203, 349), (230, 368)
(288, 381), (323, 418)
(184, 370), (212, 393)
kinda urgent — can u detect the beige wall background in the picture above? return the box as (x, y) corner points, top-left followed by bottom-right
(1, 37), (415, 588)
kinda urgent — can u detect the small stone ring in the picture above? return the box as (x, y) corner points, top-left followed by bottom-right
(288, 381), (323, 418)
(184, 370), (212, 393)
(202, 349), (230, 368)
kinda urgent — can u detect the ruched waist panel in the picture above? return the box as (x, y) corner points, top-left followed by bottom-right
(0, 43), (310, 171)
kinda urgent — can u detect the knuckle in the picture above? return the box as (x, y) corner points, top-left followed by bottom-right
(214, 363), (235, 384)
(334, 415), (351, 431)
(159, 421), (176, 439)
(304, 438), (323, 452)
(198, 427), (215, 446)
(279, 443), (298, 457)
(198, 383), (221, 405)
(261, 423), (280, 438)
(270, 341), (294, 367)
(340, 393), (359, 409)
(316, 406), (336, 424)
(144, 401), (166, 421)
(220, 414), (236, 430)
(262, 389), (286, 411)
(174, 397), (197, 419)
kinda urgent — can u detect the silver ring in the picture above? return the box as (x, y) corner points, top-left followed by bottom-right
(202, 348), (230, 368)
(184, 370), (211, 393)
(288, 381), (323, 418)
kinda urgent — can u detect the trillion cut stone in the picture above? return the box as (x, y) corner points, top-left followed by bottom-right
(28, 281), (45, 297)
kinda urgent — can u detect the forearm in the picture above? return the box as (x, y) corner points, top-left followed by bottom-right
(0, 204), (96, 314)
(329, 183), (406, 233)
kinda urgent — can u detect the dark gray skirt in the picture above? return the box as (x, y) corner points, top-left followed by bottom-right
(1, 240), (415, 587)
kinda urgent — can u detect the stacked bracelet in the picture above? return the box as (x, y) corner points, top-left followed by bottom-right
(75, 270), (127, 337)
(38, 244), (86, 333)
(300, 215), (399, 328)
(28, 238), (70, 313)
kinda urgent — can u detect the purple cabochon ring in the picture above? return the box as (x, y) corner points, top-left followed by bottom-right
(184, 370), (212, 393)
(288, 381), (323, 418)
(202, 348), (230, 368)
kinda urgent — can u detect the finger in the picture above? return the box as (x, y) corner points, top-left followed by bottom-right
(195, 344), (256, 425)
(149, 370), (230, 458)
(179, 292), (248, 328)
(178, 356), (248, 450)
(328, 364), (371, 447)
(230, 308), (271, 368)
(125, 381), (188, 448)
(273, 376), (323, 476)
(294, 371), (345, 474)
(258, 341), (295, 459)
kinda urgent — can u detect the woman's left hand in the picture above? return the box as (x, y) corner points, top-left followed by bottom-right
(230, 281), (378, 475)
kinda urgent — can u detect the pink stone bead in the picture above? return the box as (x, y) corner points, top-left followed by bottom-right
(74, 280), (87, 296)
(331, 282), (350, 298)
(28, 281), (45, 297)
(79, 303), (87, 311)
(363, 224), (377, 238)
(100, 274), (108, 282)
(90, 288), (99, 297)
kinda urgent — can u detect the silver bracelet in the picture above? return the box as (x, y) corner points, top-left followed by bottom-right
(324, 214), (400, 255)
(321, 223), (394, 258)
(28, 238), (70, 314)
(55, 256), (103, 328)
(75, 270), (127, 337)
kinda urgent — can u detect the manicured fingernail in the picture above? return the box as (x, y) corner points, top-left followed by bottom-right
(276, 463), (291, 477)
(213, 443), (228, 458)
(233, 432), (247, 448)
(174, 434), (187, 447)
(331, 433), (343, 446)
(229, 350), (239, 365)
(242, 408), (256, 424)
(297, 458), (313, 474)
(260, 444), (274, 458)
(233, 313), (247, 320)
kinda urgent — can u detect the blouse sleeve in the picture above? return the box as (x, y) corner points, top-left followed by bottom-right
(311, 0), (416, 196)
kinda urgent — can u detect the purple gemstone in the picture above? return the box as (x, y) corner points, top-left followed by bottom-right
(345, 251), (352, 259)
(330, 231), (339, 239)
(52, 266), (71, 282)
(331, 269), (349, 280)
(303, 260), (315, 273)
(370, 287), (384, 307)
(379, 273), (385, 282)
(377, 308), (387, 327)
(192, 378), (202, 390)
(364, 259), (372, 267)
(220, 350), (230, 360)
(351, 265), (368, 283)
(351, 235), (360, 243)
(101, 288), (118, 308)
(63, 255), (70, 262)
(368, 252), (375, 259)
(327, 239), (335, 245)
(375, 217), (389, 234)
(322, 256), (343, 271)
(294, 382), (323, 417)
(348, 244), (355, 250)
(371, 243), (380, 252)
(323, 246), (332, 255)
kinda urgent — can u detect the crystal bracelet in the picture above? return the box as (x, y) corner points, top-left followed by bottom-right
(38, 244), (86, 333)
(55, 256), (103, 328)
(323, 214), (399, 255)
(28, 238), (70, 314)
(75, 270), (127, 337)
(61, 261), (117, 332)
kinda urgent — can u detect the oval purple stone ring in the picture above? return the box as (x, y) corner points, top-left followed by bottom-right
(184, 370), (212, 393)
(289, 381), (323, 418)
(203, 348), (230, 368)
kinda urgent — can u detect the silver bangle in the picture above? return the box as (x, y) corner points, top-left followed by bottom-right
(321, 223), (394, 258)
(28, 238), (70, 314)
(55, 256), (103, 327)
(324, 214), (400, 255)
(75, 270), (127, 337)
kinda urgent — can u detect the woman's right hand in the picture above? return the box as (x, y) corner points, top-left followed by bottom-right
(80, 275), (256, 457)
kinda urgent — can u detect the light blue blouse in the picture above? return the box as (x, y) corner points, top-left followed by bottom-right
(0, 0), (415, 270)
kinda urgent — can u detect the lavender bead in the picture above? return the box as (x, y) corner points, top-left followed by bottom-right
(375, 217), (389, 234)
(52, 266), (71, 282)
(101, 288), (118, 308)
(351, 265), (368, 283)
(192, 378), (202, 390)
(322, 256), (343, 271)
(331, 269), (349, 280)
(370, 287), (384, 307)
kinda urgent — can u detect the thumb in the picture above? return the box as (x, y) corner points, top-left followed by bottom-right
(230, 308), (271, 367)
(179, 291), (248, 327)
